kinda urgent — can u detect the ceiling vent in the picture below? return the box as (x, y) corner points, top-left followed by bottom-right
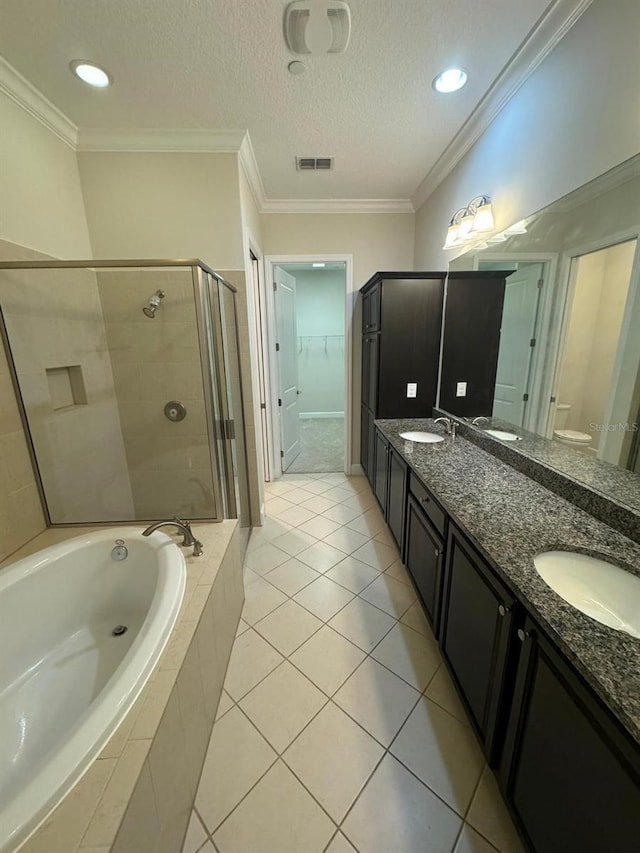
(296, 157), (334, 171)
(284, 1), (351, 55)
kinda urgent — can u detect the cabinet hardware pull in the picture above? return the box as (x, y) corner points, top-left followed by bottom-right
(517, 628), (529, 642)
(498, 604), (509, 617)
(420, 496), (430, 504)
(434, 549), (440, 558)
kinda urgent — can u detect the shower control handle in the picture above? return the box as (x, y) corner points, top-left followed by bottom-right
(164, 401), (187, 422)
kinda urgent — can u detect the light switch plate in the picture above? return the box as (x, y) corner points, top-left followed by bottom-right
(406, 382), (417, 398)
(456, 381), (467, 397)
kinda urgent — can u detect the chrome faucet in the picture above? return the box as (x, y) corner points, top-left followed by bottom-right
(434, 416), (457, 437)
(142, 519), (203, 557)
(471, 416), (490, 427)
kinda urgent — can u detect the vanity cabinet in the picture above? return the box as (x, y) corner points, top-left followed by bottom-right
(439, 525), (517, 763)
(359, 272), (445, 476)
(386, 445), (408, 555)
(499, 617), (640, 853)
(361, 405), (375, 484)
(374, 430), (389, 512)
(405, 494), (444, 630)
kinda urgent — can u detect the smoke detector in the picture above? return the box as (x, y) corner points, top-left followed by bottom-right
(284, 1), (351, 55)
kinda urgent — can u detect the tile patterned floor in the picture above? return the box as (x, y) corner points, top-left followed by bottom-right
(183, 472), (526, 853)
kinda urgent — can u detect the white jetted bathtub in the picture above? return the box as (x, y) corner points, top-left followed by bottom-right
(0, 528), (186, 853)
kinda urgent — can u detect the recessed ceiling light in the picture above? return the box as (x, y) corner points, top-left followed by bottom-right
(433, 68), (467, 94)
(70, 61), (112, 88)
(312, 263), (326, 268)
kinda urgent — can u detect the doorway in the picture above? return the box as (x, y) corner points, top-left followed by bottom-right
(265, 257), (351, 476)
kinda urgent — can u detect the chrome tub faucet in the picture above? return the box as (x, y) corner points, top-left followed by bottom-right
(142, 519), (203, 557)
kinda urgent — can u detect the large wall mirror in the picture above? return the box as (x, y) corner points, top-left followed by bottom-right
(439, 153), (640, 502)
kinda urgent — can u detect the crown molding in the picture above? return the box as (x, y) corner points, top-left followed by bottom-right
(411, 0), (594, 211)
(239, 132), (267, 211)
(0, 56), (77, 147)
(260, 198), (415, 214)
(76, 127), (246, 152)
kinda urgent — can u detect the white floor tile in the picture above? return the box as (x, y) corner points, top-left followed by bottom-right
(359, 572), (416, 618)
(390, 696), (485, 815)
(425, 664), (469, 725)
(263, 558), (320, 596)
(264, 480), (297, 496)
(293, 576), (354, 621)
(323, 526), (371, 555)
(321, 503), (363, 524)
(223, 629), (284, 701)
(466, 767), (527, 853)
(297, 541), (348, 573)
(325, 832), (358, 852)
(289, 625), (366, 695)
(182, 810), (208, 853)
(300, 479), (335, 495)
(298, 515), (343, 540)
(213, 760), (336, 853)
(215, 690), (234, 721)
(341, 754), (462, 853)
(328, 597), (396, 653)
(244, 543), (290, 576)
(241, 577), (288, 625)
(400, 600), (433, 637)
(276, 504), (317, 527)
(325, 556), (380, 594)
(247, 518), (293, 551)
(370, 622), (441, 691)
(281, 486), (316, 504)
(334, 658), (419, 746)
(346, 509), (387, 537)
(301, 495), (338, 514)
(351, 539), (399, 571)
(384, 559), (412, 585)
(270, 528), (318, 557)
(196, 706), (277, 833)
(455, 825), (501, 853)
(322, 485), (355, 503)
(342, 492), (377, 512)
(254, 600), (323, 656)
(240, 661), (327, 753)
(235, 619), (250, 636)
(283, 702), (383, 821)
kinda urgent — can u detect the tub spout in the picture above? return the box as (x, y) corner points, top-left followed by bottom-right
(142, 520), (203, 557)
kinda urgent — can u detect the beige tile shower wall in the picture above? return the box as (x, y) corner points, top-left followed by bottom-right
(218, 271), (261, 527)
(0, 263), (134, 524)
(98, 270), (216, 519)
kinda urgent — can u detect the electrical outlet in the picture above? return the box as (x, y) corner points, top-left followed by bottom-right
(456, 381), (467, 397)
(406, 382), (417, 398)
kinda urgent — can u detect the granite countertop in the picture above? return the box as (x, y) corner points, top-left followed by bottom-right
(376, 417), (640, 746)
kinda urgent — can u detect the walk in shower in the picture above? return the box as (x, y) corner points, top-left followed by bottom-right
(0, 260), (251, 531)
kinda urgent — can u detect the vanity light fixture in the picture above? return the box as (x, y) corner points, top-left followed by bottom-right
(70, 60), (112, 88)
(433, 68), (468, 93)
(442, 196), (495, 249)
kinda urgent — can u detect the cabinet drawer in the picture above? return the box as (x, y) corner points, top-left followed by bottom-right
(409, 473), (446, 537)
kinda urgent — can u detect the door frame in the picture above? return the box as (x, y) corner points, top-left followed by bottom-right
(472, 252), (558, 434)
(264, 254), (353, 477)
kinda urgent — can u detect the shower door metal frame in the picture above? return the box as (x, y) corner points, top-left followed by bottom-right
(0, 258), (230, 526)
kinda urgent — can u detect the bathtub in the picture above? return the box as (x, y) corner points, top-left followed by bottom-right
(0, 528), (186, 853)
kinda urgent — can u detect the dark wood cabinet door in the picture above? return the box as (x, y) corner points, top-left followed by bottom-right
(405, 495), (444, 630)
(368, 335), (379, 414)
(386, 446), (407, 555)
(368, 282), (381, 331)
(366, 408), (375, 484)
(440, 526), (515, 762)
(361, 336), (371, 410)
(374, 430), (389, 514)
(500, 619), (640, 853)
(360, 404), (370, 479)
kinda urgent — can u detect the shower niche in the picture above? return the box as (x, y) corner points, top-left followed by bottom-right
(0, 259), (251, 528)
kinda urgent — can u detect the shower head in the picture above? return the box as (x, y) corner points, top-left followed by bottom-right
(142, 289), (165, 318)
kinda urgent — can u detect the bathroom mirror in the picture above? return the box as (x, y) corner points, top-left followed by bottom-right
(439, 153), (640, 505)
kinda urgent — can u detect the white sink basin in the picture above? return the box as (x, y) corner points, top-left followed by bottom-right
(485, 429), (522, 441)
(534, 550), (640, 638)
(399, 431), (445, 444)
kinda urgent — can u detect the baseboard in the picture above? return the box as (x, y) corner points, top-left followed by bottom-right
(349, 463), (365, 476)
(300, 412), (345, 419)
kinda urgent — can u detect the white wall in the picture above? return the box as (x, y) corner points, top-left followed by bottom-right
(78, 151), (244, 268)
(414, 0), (640, 269)
(292, 269), (345, 416)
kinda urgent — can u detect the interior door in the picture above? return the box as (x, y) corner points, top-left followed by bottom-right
(274, 266), (301, 470)
(493, 263), (543, 425)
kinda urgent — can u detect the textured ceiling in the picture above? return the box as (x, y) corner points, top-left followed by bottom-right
(0, 0), (552, 199)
